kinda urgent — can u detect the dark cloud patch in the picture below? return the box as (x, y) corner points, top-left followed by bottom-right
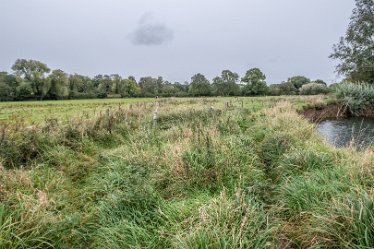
(131, 14), (174, 46)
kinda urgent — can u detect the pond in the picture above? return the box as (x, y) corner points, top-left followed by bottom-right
(317, 117), (374, 149)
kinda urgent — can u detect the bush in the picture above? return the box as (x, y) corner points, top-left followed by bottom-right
(267, 84), (282, 96)
(0, 83), (14, 101)
(299, 83), (329, 95)
(268, 82), (298, 95)
(335, 83), (374, 115)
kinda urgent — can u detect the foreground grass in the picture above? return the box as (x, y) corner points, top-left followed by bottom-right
(0, 96), (373, 248)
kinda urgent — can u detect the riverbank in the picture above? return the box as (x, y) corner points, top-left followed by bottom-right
(299, 103), (374, 122)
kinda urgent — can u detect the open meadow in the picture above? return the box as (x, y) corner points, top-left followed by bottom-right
(0, 98), (157, 124)
(0, 96), (373, 249)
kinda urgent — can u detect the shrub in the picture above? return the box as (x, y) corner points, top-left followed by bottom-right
(335, 83), (374, 115)
(299, 83), (329, 95)
(268, 84), (281, 96)
(268, 82), (297, 95)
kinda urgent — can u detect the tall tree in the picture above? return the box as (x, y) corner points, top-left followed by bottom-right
(11, 59), (51, 99)
(279, 82), (297, 95)
(119, 77), (140, 97)
(69, 74), (94, 97)
(0, 72), (22, 100)
(156, 76), (164, 96)
(48, 69), (69, 99)
(330, 0), (374, 83)
(313, 79), (327, 86)
(158, 81), (176, 97)
(287, 75), (311, 90)
(111, 74), (122, 94)
(213, 70), (240, 96)
(0, 73), (13, 101)
(93, 74), (112, 98)
(241, 68), (268, 95)
(139, 76), (158, 97)
(188, 73), (211, 96)
(16, 82), (34, 99)
(173, 82), (189, 96)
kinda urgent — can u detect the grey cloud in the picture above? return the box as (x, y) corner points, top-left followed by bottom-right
(131, 14), (173, 46)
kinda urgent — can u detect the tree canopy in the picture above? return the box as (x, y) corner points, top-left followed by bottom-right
(241, 68), (268, 96)
(287, 76), (311, 90)
(48, 69), (69, 99)
(11, 59), (51, 99)
(330, 0), (374, 83)
(189, 73), (211, 96)
(213, 70), (240, 96)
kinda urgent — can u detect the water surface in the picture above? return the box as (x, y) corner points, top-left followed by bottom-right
(317, 117), (374, 149)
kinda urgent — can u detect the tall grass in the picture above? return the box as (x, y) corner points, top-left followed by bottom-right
(0, 97), (373, 248)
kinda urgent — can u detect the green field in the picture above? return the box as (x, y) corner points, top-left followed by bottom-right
(0, 96), (373, 249)
(0, 96), (328, 124)
(0, 98), (157, 124)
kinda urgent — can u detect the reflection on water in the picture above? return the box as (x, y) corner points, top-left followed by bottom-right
(317, 117), (374, 149)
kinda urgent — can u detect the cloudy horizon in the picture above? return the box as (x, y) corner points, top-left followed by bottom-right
(0, 0), (355, 84)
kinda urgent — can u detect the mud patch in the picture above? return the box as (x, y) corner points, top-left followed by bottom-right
(298, 105), (347, 122)
(299, 104), (374, 122)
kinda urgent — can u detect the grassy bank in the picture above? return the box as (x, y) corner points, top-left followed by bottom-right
(0, 96), (373, 248)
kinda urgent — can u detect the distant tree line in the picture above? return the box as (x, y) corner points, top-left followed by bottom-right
(0, 59), (331, 101)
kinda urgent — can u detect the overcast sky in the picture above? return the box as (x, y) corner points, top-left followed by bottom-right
(0, 0), (355, 84)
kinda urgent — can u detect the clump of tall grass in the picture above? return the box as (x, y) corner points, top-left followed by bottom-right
(259, 132), (294, 172)
(335, 83), (374, 115)
(278, 146), (335, 175)
(310, 190), (374, 248)
(0, 103), (150, 168)
(0, 207), (54, 249)
(0, 130), (56, 168)
(175, 115), (267, 196)
(156, 108), (221, 130)
(173, 190), (276, 249)
(278, 166), (352, 217)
